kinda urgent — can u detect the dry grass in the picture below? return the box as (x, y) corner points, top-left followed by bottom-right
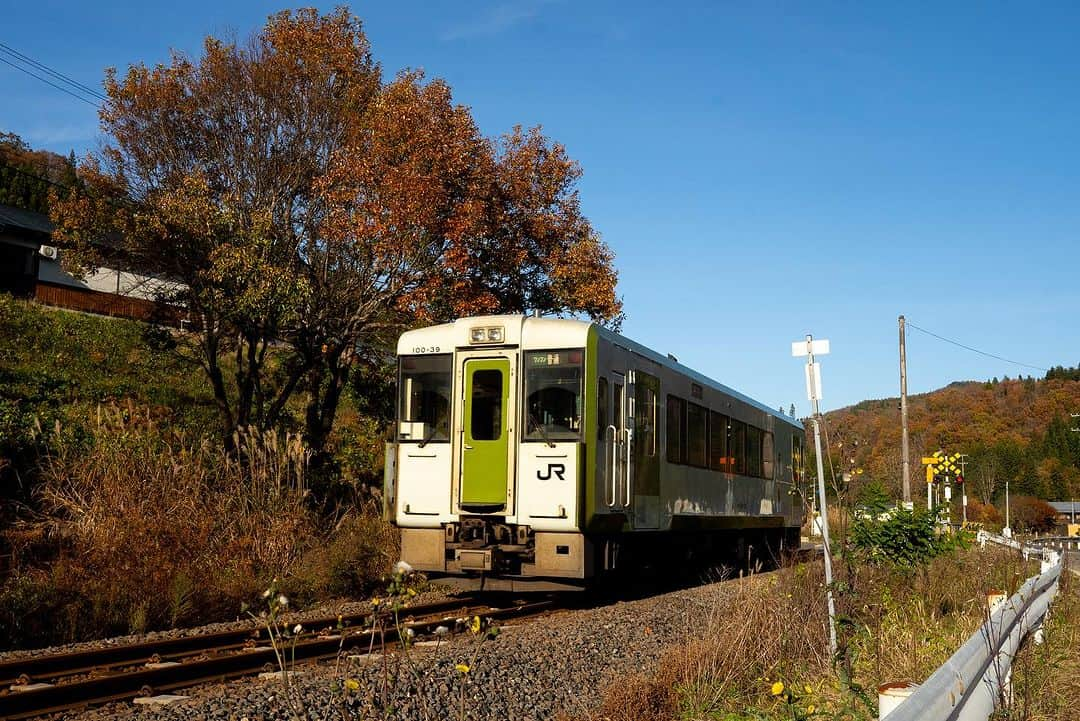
(0, 406), (397, 648)
(575, 546), (1042, 721)
(1005, 564), (1080, 721)
(576, 565), (829, 721)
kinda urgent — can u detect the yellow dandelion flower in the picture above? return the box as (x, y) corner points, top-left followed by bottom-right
(470, 616), (481, 634)
(805, 684), (813, 695)
(807, 705), (815, 714)
(455, 663), (470, 674)
(345, 678), (360, 691)
(771, 681), (785, 696)
(407, 588), (418, 597)
(371, 597), (381, 606)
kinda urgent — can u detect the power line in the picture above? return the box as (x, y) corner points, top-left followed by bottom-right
(0, 55), (99, 107)
(906, 320), (1047, 373)
(0, 43), (107, 101)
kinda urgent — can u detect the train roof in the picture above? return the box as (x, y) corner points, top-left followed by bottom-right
(591, 324), (803, 432)
(398, 315), (803, 431)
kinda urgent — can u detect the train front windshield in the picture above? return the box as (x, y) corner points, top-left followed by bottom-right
(524, 349), (583, 441)
(399, 354), (452, 442)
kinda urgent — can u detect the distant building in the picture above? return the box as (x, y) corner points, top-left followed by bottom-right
(1047, 501), (1080, 536)
(1048, 501), (1080, 521)
(0, 203), (185, 324)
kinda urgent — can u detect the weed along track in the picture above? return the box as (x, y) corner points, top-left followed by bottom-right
(0, 595), (557, 719)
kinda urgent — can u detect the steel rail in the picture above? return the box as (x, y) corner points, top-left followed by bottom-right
(0, 595), (478, 687)
(0, 596), (557, 720)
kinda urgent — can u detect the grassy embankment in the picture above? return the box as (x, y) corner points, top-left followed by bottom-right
(0, 296), (396, 649)
(571, 546), (1079, 721)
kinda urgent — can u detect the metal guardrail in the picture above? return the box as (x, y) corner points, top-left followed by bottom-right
(1027, 535), (1080, 553)
(975, 529), (1061, 567)
(885, 532), (1062, 721)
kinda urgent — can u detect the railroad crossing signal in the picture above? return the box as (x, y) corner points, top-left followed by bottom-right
(920, 451), (962, 511)
(920, 451), (961, 480)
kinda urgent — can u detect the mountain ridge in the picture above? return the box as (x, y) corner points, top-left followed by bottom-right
(821, 373), (1080, 505)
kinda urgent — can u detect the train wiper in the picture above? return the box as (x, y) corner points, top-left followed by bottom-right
(417, 422), (441, 448)
(528, 412), (557, 448)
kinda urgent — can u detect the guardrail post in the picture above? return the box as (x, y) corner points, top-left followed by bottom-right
(878, 682), (917, 719)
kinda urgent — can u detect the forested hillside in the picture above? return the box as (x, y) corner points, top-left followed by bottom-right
(0, 132), (79, 212)
(825, 373), (1080, 506)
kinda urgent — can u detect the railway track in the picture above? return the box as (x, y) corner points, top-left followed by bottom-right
(0, 595), (558, 720)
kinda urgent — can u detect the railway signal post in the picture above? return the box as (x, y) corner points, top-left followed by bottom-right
(921, 453), (941, 511)
(792, 334), (837, 659)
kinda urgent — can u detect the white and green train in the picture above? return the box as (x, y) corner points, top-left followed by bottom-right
(384, 315), (806, 590)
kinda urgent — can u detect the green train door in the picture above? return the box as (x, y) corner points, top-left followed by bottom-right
(461, 358), (510, 511)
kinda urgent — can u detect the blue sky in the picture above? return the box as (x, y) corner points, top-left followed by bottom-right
(3, 1), (1077, 413)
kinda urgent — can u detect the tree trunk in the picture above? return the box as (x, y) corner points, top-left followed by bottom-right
(304, 350), (351, 455)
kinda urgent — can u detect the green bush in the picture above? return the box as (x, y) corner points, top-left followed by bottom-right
(849, 505), (970, 566)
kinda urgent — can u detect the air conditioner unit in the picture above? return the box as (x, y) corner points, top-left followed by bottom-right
(38, 245), (58, 259)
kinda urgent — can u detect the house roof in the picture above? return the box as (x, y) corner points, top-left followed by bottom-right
(1048, 501), (1080, 515)
(0, 203), (53, 237)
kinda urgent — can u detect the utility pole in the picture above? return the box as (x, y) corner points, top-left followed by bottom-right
(958, 453), (969, 524)
(1004, 478), (1011, 538)
(899, 316), (911, 505)
(792, 334), (837, 659)
(1072, 415), (1078, 527)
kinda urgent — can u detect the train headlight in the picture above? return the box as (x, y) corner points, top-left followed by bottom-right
(469, 325), (505, 344)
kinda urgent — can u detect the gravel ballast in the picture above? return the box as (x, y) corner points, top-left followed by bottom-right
(53, 574), (767, 721)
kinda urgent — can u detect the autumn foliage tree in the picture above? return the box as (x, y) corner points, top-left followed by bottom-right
(1009, 496), (1058, 533)
(52, 8), (621, 457)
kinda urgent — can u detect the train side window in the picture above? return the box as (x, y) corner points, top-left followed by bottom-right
(763, 431), (774, 479)
(710, 411), (728, 471)
(399, 354), (452, 442)
(666, 395), (686, 464)
(729, 418), (747, 475)
(645, 387), (657, 456)
(687, 402), (708, 468)
(746, 425), (763, 478)
(524, 349), (583, 441)
(597, 377), (609, 439)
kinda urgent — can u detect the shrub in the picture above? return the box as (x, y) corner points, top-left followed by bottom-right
(966, 497), (1004, 528)
(849, 505), (969, 566)
(289, 503), (398, 603)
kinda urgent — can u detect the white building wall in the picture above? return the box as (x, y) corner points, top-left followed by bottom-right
(37, 255), (184, 300)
